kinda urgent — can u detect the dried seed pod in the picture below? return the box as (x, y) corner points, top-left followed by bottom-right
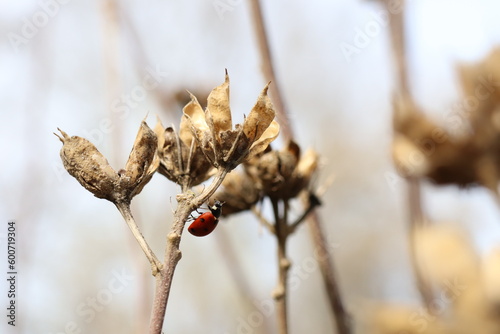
(120, 121), (159, 200)
(246, 141), (319, 200)
(183, 71), (280, 171)
(155, 118), (215, 188)
(243, 83), (275, 143)
(55, 128), (118, 201)
(55, 121), (159, 203)
(206, 72), (232, 139)
(393, 57), (500, 192)
(212, 171), (261, 216)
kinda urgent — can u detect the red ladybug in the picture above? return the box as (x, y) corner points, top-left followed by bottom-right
(188, 201), (223, 237)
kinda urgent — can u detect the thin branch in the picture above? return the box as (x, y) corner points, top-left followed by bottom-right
(307, 211), (351, 333)
(288, 193), (321, 235)
(248, 0), (350, 331)
(383, 0), (434, 309)
(407, 178), (434, 308)
(149, 168), (229, 334)
(271, 198), (290, 334)
(251, 205), (275, 233)
(248, 0), (294, 142)
(115, 201), (162, 276)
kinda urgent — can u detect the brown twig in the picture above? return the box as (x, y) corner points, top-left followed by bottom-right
(307, 211), (351, 333)
(115, 202), (162, 276)
(383, 0), (434, 309)
(149, 168), (228, 334)
(248, 0), (293, 142)
(271, 199), (290, 334)
(248, 1), (351, 332)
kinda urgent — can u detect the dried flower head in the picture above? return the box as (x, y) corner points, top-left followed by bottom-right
(55, 121), (159, 203)
(154, 118), (215, 188)
(246, 141), (319, 200)
(212, 170), (261, 216)
(183, 71), (280, 171)
(392, 49), (500, 193)
(392, 95), (499, 191)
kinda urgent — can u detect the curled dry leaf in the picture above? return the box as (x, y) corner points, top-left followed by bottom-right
(55, 121), (159, 203)
(246, 120), (280, 161)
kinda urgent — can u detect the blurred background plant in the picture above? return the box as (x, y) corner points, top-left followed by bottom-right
(2, 0), (500, 333)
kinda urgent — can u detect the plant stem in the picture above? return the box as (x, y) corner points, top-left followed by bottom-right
(307, 211), (351, 334)
(383, 0), (434, 309)
(271, 199), (290, 334)
(249, 0), (351, 329)
(115, 201), (162, 276)
(288, 193), (321, 234)
(248, 0), (293, 142)
(149, 168), (228, 334)
(407, 178), (434, 309)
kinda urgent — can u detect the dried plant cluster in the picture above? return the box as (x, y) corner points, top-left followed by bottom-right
(392, 48), (500, 193)
(371, 225), (500, 334)
(55, 72), (322, 334)
(215, 140), (319, 215)
(386, 45), (500, 334)
(55, 121), (159, 205)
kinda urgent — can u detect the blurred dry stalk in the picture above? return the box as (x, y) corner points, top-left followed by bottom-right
(384, 0), (500, 331)
(382, 0), (435, 310)
(247, 0), (351, 333)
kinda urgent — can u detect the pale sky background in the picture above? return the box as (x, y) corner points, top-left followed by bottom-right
(2, 1), (500, 333)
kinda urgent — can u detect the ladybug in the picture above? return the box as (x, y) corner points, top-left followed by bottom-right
(188, 201), (223, 237)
